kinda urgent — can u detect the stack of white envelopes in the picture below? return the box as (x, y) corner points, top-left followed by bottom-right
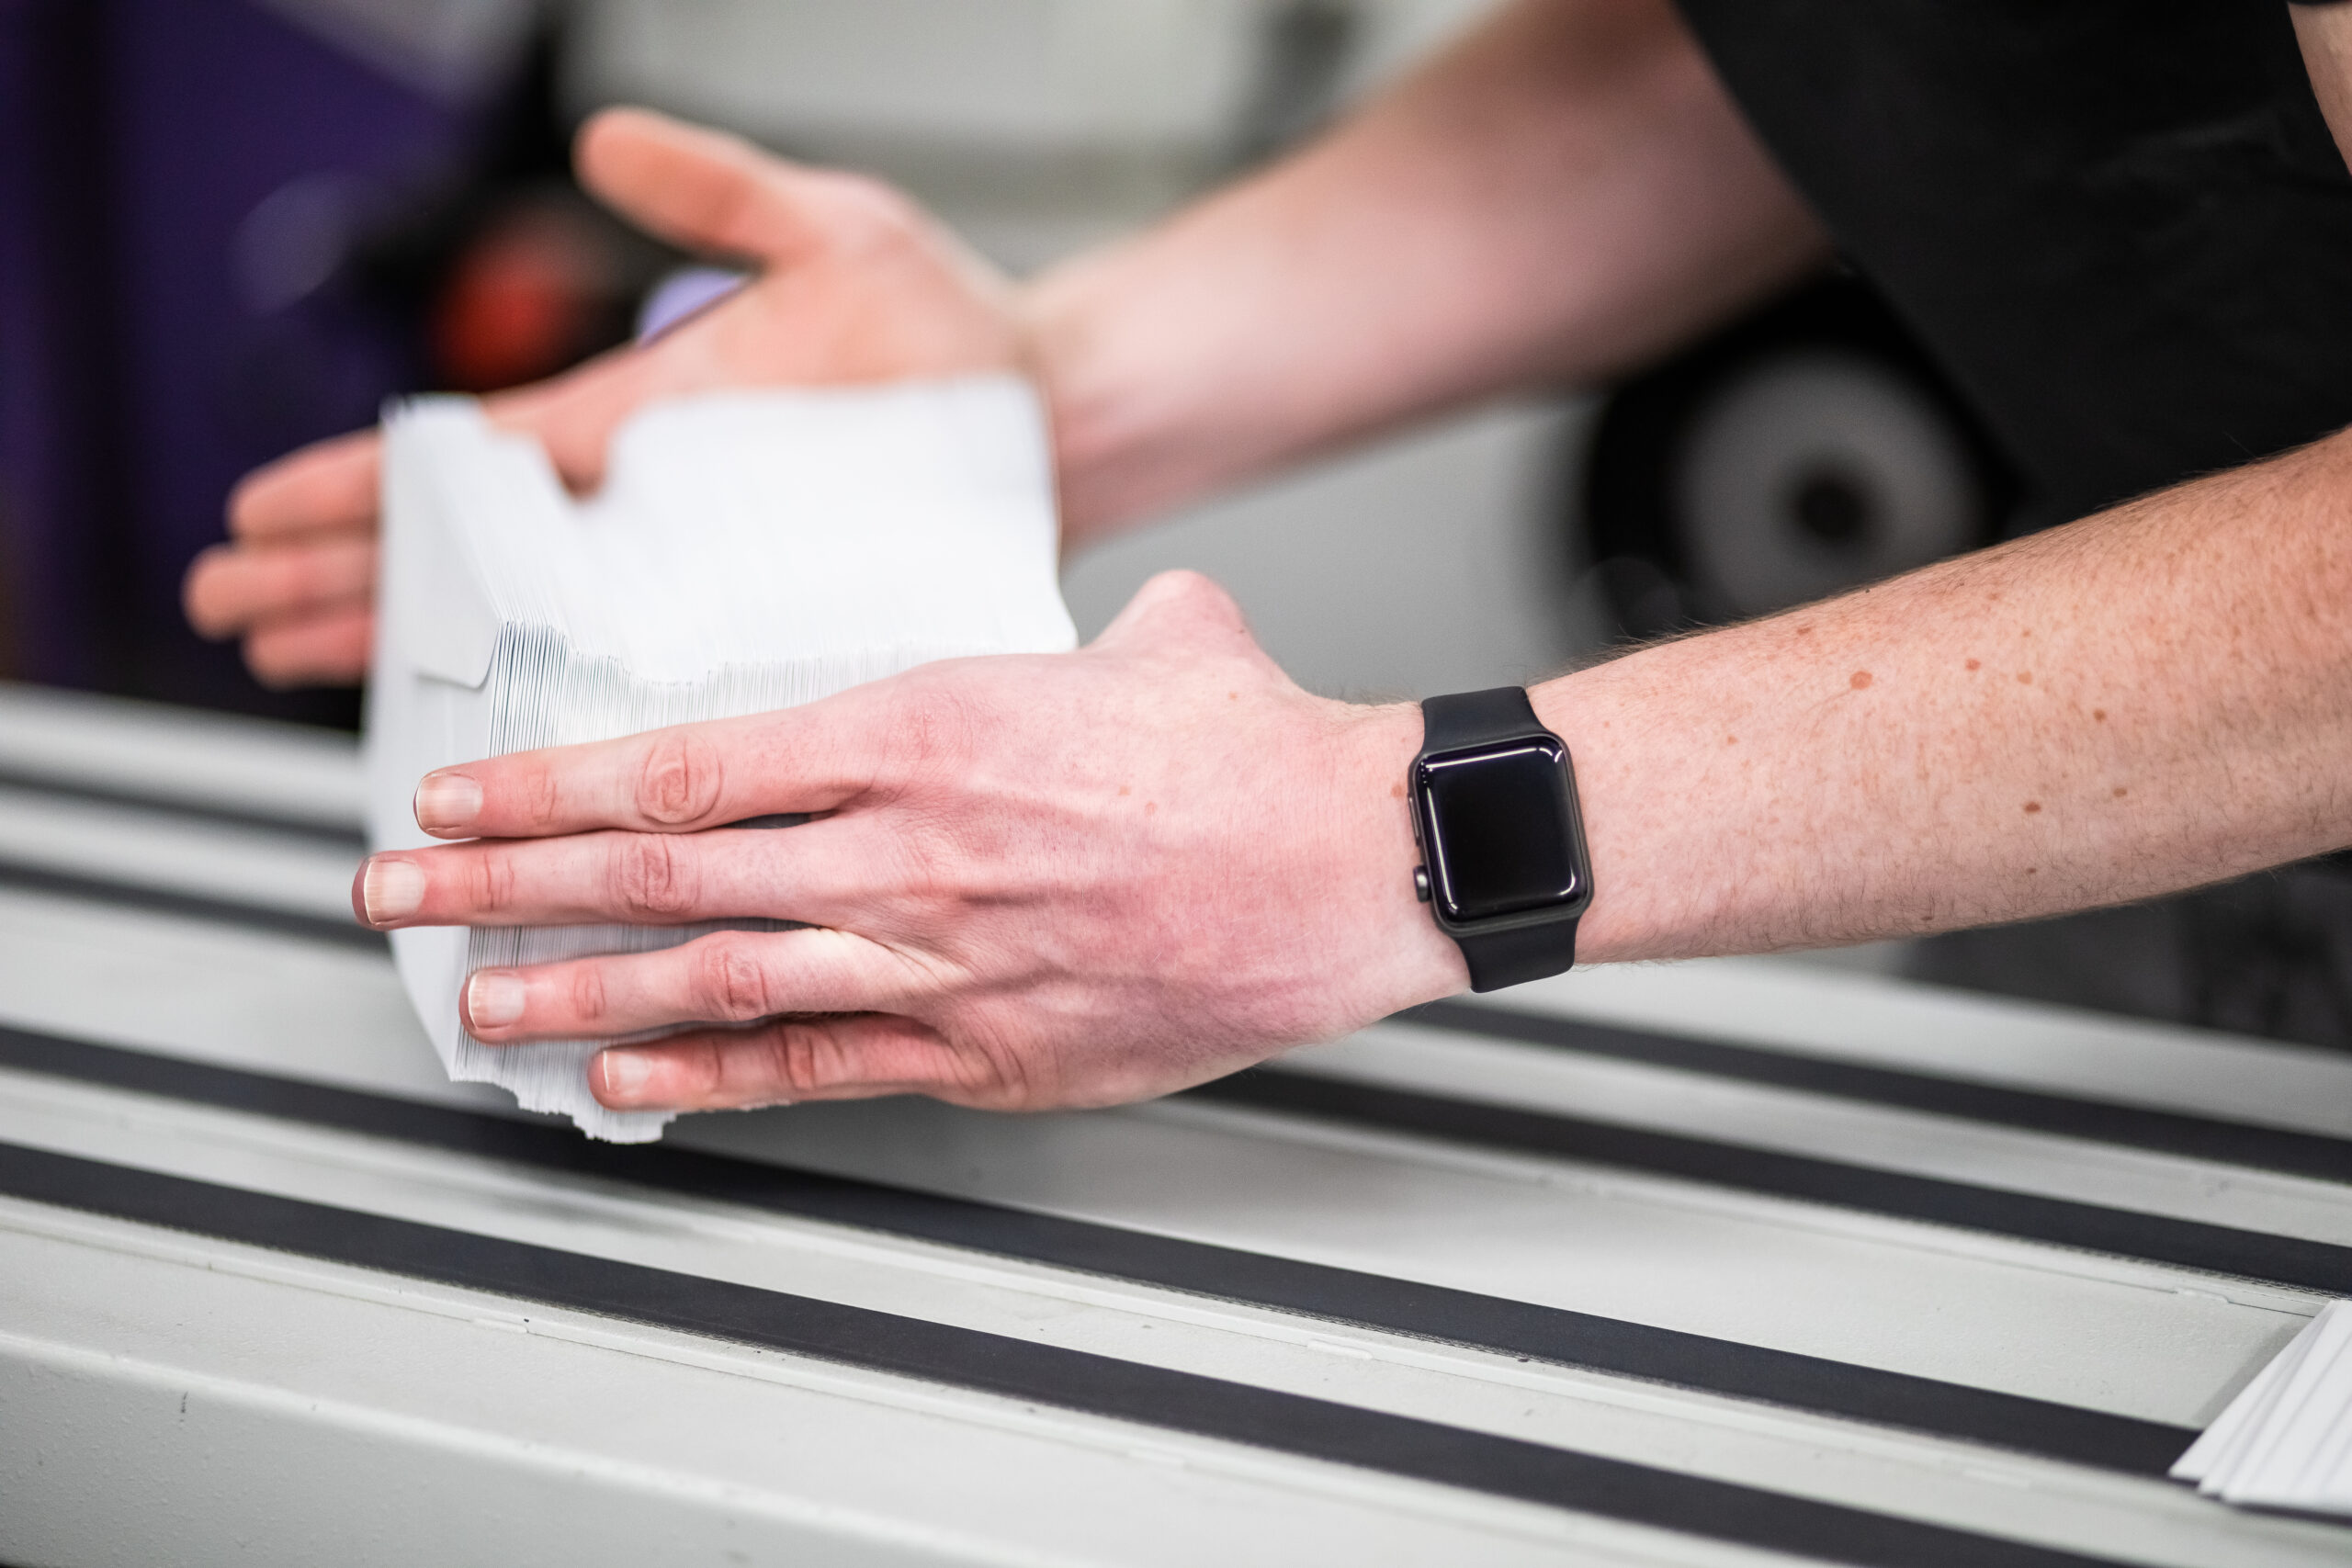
(2173, 1299), (2352, 1514)
(368, 377), (1077, 1142)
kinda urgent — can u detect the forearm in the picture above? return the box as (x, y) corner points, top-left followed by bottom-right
(1538, 430), (2352, 965)
(1023, 0), (1826, 545)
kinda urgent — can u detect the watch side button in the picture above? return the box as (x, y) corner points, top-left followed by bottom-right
(1413, 865), (1430, 902)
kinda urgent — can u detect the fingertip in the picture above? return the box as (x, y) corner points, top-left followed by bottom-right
(575, 105), (671, 171)
(244, 607), (374, 688)
(228, 431), (381, 541)
(355, 853), (425, 929)
(573, 105), (728, 209)
(413, 770), (484, 835)
(181, 545), (236, 638)
(461, 969), (528, 1034)
(592, 1047), (658, 1107)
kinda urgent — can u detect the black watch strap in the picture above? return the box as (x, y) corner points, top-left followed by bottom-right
(1420, 685), (1548, 753)
(1419, 688), (1582, 992)
(1453, 918), (1579, 992)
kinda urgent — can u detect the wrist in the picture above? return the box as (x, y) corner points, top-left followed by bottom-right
(1019, 255), (1157, 550)
(1329, 698), (1474, 1014)
(1525, 666), (1681, 968)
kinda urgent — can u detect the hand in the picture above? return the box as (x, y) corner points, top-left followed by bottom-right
(350, 572), (1465, 1112)
(184, 107), (1025, 686)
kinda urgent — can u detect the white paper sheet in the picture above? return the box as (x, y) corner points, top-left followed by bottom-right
(2172, 1299), (2352, 1514)
(367, 377), (1077, 1140)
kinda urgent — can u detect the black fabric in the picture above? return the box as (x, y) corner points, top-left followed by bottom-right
(1675, 0), (2352, 533)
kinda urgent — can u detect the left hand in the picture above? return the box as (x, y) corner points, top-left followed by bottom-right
(352, 571), (1465, 1113)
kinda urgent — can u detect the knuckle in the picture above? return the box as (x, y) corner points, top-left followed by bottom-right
(949, 1035), (1032, 1107)
(566, 963), (610, 1024)
(694, 936), (776, 1022)
(669, 1039), (728, 1100)
(518, 761), (563, 832)
(467, 851), (518, 914)
(609, 834), (698, 919)
(884, 680), (989, 783)
(765, 1021), (841, 1099)
(635, 730), (725, 826)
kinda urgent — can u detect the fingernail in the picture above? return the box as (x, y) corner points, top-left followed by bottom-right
(413, 771), (483, 832)
(464, 970), (527, 1031)
(356, 855), (425, 926)
(596, 1049), (654, 1104)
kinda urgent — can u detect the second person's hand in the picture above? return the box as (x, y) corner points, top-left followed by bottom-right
(183, 106), (1027, 687)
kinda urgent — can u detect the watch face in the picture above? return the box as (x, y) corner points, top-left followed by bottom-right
(1417, 739), (1581, 923)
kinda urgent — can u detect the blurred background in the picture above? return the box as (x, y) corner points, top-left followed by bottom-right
(0, 0), (2015, 731)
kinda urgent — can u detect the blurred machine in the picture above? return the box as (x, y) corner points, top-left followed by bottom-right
(1579, 271), (2018, 641)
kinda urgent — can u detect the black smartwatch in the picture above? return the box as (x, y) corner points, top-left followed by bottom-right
(1408, 687), (1593, 992)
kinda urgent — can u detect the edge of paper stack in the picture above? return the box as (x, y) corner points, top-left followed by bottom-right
(2173, 1299), (2352, 1516)
(366, 375), (1078, 1141)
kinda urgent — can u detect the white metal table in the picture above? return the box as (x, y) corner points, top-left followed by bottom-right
(1, 681), (2348, 1566)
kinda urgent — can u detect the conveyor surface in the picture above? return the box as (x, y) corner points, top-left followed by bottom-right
(3, 681), (2349, 1566)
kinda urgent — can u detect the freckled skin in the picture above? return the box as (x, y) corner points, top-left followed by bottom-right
(1532, 425), (2352, 964)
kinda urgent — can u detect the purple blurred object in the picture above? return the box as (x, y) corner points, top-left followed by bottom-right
(636, 265), (748, 344)
(0, 0), (495, 719)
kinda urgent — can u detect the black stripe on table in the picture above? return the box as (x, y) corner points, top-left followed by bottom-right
(1407, 999), (2352, 1185)
(0, 859), (382, 953)
(0, 1138), (2130, 1568)
(0, 761), (366, 850)
(1190, 1068), (2352, 1296)
(0, 1021), (2189, 1477)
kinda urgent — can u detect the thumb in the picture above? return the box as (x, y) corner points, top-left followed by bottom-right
(573, 106), (844, 267)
